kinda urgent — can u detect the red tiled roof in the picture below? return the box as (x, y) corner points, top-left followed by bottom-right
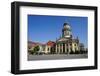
(46, 41), (55, 46)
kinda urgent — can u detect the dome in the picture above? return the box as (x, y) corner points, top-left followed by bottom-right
(63, 23), (71, 30)
(64, 23), (69, 25)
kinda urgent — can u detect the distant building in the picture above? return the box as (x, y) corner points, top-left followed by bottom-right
(28, 41), (45, 54)
(28, 41), (37, 52)
(79, 43), (84, 51)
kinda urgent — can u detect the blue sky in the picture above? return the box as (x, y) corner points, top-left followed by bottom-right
(28, 15), (88, 47)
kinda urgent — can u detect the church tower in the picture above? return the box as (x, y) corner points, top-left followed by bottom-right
(62, 23), (72, 38)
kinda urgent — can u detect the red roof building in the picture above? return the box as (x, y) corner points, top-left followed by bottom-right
(46, 41), (55, 47)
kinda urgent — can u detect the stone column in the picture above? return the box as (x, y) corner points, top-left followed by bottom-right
(59, 44), (60, 54)
(56, 44), (57, 54)
(68, 44), (70, 54)
(72, 43), (74, 52)
(65, 44), (67, 53)
(61, 44), (63, 53)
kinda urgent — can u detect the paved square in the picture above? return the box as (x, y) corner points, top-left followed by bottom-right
(28, 54), (88, 61)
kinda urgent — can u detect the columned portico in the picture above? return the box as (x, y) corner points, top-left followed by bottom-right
(56, 43), (71, 54)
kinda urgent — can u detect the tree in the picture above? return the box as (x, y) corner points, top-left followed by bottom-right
(33, 45), (40, 54)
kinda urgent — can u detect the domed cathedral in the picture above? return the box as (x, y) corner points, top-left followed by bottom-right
(55, 22), (80, 54)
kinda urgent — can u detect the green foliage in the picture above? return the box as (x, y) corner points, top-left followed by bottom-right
(29, 45), (40, 55)
(33, 45), (40, 54)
